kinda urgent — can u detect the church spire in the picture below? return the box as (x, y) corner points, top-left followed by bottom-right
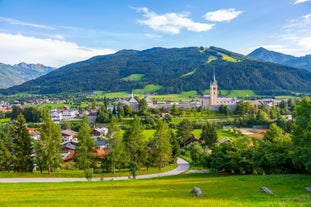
(213, 69), (216, 82)
(212, 69), (217, 84)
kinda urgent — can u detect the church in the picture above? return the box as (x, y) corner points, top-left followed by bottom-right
(201, 72), (238, 110)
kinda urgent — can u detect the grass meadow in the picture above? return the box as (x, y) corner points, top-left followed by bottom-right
(0, 174), (310, 207)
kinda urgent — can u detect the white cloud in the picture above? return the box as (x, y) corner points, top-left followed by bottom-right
(0, 33), (115, 67)
(0, 16), (54, 30)
(136, 7), (214, 34)
(203, 8), (243, 22)
(298, 37), (311, 50)
(294, 0), (311, 4)
(144, 33), (162, 39)
(303, 14), (311, 23)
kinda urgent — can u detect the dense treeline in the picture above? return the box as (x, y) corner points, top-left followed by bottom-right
(2, 47), (311, 95)
(1, 96), (311, 177)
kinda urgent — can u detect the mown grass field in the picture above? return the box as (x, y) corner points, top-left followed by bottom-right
(0, 163), (176, 179)
(0, 174), (310, 207)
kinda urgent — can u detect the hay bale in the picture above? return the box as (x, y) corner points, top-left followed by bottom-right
(260, 186), (274, 195)
(305, 186), (311, 192)
(192, 186), (203, 196)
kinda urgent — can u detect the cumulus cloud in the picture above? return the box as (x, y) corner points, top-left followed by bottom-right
(294, 0), (311, 4)
(136, 7), (214, 34)
(203, 8), (243, 22)
(0, 33), (115, 67)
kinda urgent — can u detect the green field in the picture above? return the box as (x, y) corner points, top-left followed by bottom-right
(0, 174), (310, 206)
(218, 52), (240, 63)
(121, 74), (144, 82)
(133, 84), (162, 95)
(203, 90), (257, 98)
(104, 92), (129, 98)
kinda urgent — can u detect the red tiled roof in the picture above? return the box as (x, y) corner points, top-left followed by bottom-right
(96, 149), (109, 159)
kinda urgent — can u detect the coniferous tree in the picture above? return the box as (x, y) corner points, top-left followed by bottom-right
(75, 114), (95, 170)
(107, 117), (128, 174)
(12, 113), (33, 172)
(37, 107), (62, 174)
(152, 120), (172, 169)
(176, 119), (193, 147)
(123, 115), (147, 168)
(170, 130), (180, 164)
(0, 124), (14, 171)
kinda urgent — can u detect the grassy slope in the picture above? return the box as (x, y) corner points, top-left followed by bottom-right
(0, 174), (310, 207)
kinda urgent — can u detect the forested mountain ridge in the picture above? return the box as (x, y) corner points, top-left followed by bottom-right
(2, 46), (311, 95)
(248, 47), (311, 71)
(0, 62), (55, 89)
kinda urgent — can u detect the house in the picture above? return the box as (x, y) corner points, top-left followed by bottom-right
(87, 109), (98, 125)
(95, 139), (108, 149)
(62, 108), (79, 120)
(51, 109), (62, 122)
(60, 142), (76, 153)
(63, 151), (75, 162)
(91, 127), (108, 137)
(219, 137), (233, 144)
(28, 128), (40, 140)
(61, 129), (78, 143)
(182, 135), (202, 147)
(50, 108), (79, 122)
(96, 148), (109, 159)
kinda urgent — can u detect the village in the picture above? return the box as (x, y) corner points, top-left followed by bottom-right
(0, 74), (291, 168)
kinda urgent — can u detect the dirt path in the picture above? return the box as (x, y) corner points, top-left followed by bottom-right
(0, 157), (189, 183)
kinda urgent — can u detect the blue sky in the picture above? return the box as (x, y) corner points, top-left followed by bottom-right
(0, 0), (310, 67)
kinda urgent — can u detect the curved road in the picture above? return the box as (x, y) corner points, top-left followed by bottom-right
(0, 158), (189, 183)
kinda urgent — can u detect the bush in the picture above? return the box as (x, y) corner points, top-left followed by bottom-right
(84, 168), (93, 181)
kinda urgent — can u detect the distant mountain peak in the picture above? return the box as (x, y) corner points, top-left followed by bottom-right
(14, 62), (55, 70)
(248, 47), (311, 71)
(0, 62), (56, 89)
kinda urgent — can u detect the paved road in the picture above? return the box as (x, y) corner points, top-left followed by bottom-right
(0, 157), (189, 183)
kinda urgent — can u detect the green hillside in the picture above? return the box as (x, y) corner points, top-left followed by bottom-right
(2, 46), (311, 95)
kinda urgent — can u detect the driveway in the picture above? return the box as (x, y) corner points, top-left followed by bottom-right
(0, 157), (189, 183)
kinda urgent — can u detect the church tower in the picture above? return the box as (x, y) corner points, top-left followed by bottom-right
(210, 70), (218, 105)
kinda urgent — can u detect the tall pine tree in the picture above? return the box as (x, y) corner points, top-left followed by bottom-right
(0, 124), (14, 171)
(37, 107), (62, 174)
(107, 117), (128, 174)
(152, 120), (172, 170)
(75, 114), (95, 170)
(12, 113), (33, 172)
(123, 115), (147, 168)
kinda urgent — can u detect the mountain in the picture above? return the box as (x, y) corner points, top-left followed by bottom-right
(2, 46), (311, 95)
(248, 47), (311, 71)
(0, 62), (55, 89)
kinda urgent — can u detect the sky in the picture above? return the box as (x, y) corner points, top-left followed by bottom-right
(0, 0), (310, 67)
